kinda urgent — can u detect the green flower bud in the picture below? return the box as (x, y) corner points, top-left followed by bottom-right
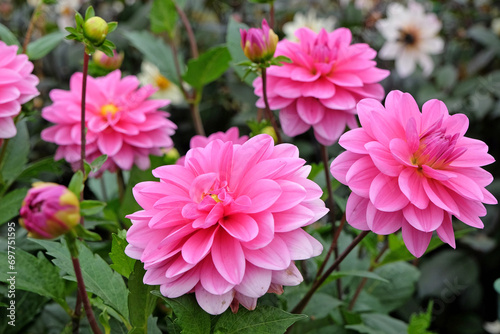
(83, 16), (108, 46)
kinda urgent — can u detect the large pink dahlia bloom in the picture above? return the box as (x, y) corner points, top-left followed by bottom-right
(126, 134), (328, 315)
(0, 41), (39, 138)
(41, 70), (176, 173)
(253, 27), (390, 146)
(331, 90), (497, 257)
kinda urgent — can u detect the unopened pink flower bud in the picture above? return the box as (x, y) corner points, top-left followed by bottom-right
(19, 182), (80, 239)
(240, 19), (278, 63)
(83, 16), (108, 46)
(93, 49), (124, 70)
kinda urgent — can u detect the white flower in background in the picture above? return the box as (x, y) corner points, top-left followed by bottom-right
(138, 61), (185, 106)
(340, 0), (378, 13)
(492, 18), (500, 36)
(376, 0), (444, 78)
(282, 9), (336, 41)
(56, 0), (82, 31)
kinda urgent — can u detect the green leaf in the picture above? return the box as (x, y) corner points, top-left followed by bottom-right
(350, 313), (408, 334)
(213, 305), (306, 334)
(75, 12), (84, 28)
(0, 23), (20, 47)
(85, 6), (95, 21)
(302, 293), (342, 319)
(80, 199), (107, 216)
(226, 18), (257, 85)
(68, 170), (84, 197)
(17, 157), (63, 180)
(182, 45), (231, 89)
(109, 230), (136, 279)
(152, 292), (211, 334)
(435, 65), (458, 91)
(0, 290), (48, 333)
(1, 120), (29, 184)
(408, 301), (437, 334)
(468, 25), (500, 55)
(150, 0), (178, 35)
(34, 239), (130, 320)
(328, 270), (389, 283)
(123, 30), (179, 85)
(99, 308), (112, 334)
(364, 262), (420, 313)
(74, 224), (102, 241)
(0, 249), (68, 310)
(128, 261), (158, 332)
(0, 188), (27, 226)
(107, 22), (118, 34)
(27, 31), (65, 60)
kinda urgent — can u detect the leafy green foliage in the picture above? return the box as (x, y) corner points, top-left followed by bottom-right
(68, 170), (84, 198)
(0, 187), (27, 226)
(34, 239), (130, 321)
(123, 30), (179, 85)
(0, 249), (68, 310)
(150, 0), (178, 36)
(80, 200), (107, 216)
(26, 31), (65, 60)
(0, 23), (20, 47)
(0, 290), (48, 334)
(213, 305), (306, 334)
(408, 301), (437, 334)
(152, 292), (211, 334)
(346, 313), (408, 334)
(109, 230), (136, 279)
(1, 120), (29, 186)
(128, 261), (159, 333)
(182, 45), (232, 89)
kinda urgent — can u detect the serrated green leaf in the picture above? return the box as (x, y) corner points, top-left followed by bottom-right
(1, 120), (29, 184)
(408, 301), (436, 334)
(182, 45), (231, 89)
(152, 292), (211, 334)
(0, 249), (68, 310)
(226, 18), (257, 85)
(80, 200), (107, 216)
(123, 30), (179, 85)
(0, 23), (20, 47)
(68, 170), (84, 197)
(128, 261), (158, 332)
(0, 188), (27, 226)
(109, 230), (136, 279)
(34, 239), (130, 320)
(27, 31), (65, 60)
(150, 0), (178, 35)
(213, 305), (306, 334)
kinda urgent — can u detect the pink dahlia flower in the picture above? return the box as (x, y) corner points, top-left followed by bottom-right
(253, 27), (390, 146)
(331, 90), (497, 257)
(177, 127), (249, 165)
(126, 134), (328, 315)
(41, 70), (176, 174)
(0, 41), (39, 138)
(240, 19), (279, 63)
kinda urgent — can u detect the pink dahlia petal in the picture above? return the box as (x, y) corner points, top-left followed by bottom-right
(195, 285), (233, 315)
(331, 90), (496, 257)
(234, 263), (272, 298)
(160, 268), (200, 298)
(42, 70), (176, 175)
(200, 258), (235, 295)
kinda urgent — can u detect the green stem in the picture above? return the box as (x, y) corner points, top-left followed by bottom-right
(174, 3), (198, 59)
(23, 1), (43, 54)
(117, 168), (125, 203)
(269, 2), (275, 29)
(80, 52), (90, 176)
(291, 231), (370, 314)
(261, 67), (282, 143)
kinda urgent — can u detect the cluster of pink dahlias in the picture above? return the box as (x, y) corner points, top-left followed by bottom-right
(41, 70), (176, 174)
(125, 135), (328, 315)
(331, 90), (497, 257)
(0, 41), (39, 138)
(253, 27), (390, 146)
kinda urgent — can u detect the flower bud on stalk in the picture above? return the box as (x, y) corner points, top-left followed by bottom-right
(19, 182), (80, 239)
(83, 16), (108, 46)
(240, 19), (278, 63)
(93, 49), (124, 70)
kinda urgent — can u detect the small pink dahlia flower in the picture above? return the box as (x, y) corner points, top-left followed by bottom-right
(331, 90), (497, 257)
(41, 70), (176, 174)
(126, 134), (328, 315)
(253, 27), (390, 146)
(0, 41), (39, 138)
(240, 19), (279, 63)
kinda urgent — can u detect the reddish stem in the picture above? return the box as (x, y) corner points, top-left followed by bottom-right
(80, 52), (89, 175)
(261, 68), (282, 143)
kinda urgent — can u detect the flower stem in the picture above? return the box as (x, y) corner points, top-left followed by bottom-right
(291, 230), (370, 314)
(315, 213), (345, 279)
(117, 168), (125, 203)
(174, 3), (198, 59)
(66, 233), (102, 334)
(80, 52), (90, 175)
(269, 2), (275, 29)
(22, 1), (43, 54)
(261, 67), (282, 143)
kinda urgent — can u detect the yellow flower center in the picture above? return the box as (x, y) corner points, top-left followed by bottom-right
(155, 74), (171, 91)
(100, 103), (119, 117)
(210, 194), (221, 203)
